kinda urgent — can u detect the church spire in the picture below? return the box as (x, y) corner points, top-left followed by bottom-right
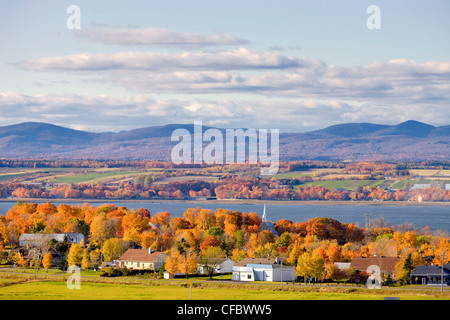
(262, 203), (267, 223)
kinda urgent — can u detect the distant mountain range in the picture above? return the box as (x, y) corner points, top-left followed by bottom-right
(0, 120), (448, 161)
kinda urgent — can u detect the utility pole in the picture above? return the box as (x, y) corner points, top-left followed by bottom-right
(441, 253), (444, 294)
(281, 260), (283, 290)
(34, 249), (37, 280)
(33, 248), (40, 280)
(365, 212), (370, 229)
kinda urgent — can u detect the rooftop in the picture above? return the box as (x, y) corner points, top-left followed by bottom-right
(119, 248), (164, 262)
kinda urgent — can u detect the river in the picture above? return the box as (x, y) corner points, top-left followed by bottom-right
(0, 200), (449, 232)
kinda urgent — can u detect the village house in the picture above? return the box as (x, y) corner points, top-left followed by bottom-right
(164, 257), (235, 279)
(118, 248), (167, 271)
(410, 264), (450, 286)
(350, 256), (399, 281)
(19, 232), (85, 247)
(197, 257), (235, 275)
(231, 257), (295, 282)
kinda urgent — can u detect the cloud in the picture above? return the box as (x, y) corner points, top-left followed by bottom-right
(17, 50), (449, 103)
(1, 92), (449, 133)
(75, 27), (249, 48)
(17, 48), (307, 72)
(13, 48), (450, 130)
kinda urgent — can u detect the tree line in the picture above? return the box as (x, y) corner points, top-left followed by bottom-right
(0, 202), (449, 284)
(2, 176), (449, 202)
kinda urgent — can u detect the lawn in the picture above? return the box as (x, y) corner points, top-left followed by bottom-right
(0, 280), (448, 300)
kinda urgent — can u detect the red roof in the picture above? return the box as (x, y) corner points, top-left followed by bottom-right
(119, 249), (164, 262)
(350, 256), (399, 273)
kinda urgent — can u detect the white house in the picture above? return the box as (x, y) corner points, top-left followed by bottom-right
(334, 262), (351, 271)
(232, 257), (295, 282)
(411, 183), (431, 190)
(197, 258), (235, 275)
(118, 248), (167, 271)
(65, 233), (85, 245)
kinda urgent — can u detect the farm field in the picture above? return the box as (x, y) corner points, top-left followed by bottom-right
(0, 163), (448, 197)
(0, 279), (448, 300)
(0, 167), (158, 185)
(49, 170), (142, 184)
(295, 179), (387, 191)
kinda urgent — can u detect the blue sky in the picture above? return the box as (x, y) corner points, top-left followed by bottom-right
(0, 0), (449, 132)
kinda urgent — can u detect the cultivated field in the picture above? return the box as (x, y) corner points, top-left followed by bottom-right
(0, 165), (448, 194)
(0, 271), (448, 300)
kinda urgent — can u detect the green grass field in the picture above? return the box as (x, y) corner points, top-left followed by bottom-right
(391, 179), (418, 190)
(0, 271), (448, 300)
(295, 179), (386, 191)
(0, 281), (447, 300)
(49, 171), (141, 184)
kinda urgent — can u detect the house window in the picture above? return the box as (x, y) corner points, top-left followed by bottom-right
(247, 274), (252, 280)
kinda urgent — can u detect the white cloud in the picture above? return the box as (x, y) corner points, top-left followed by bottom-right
(17, 48), (305, 72)
(11, 47), (450, 130)
(75, 27), (249, 48)
(0, 92), (449, 133)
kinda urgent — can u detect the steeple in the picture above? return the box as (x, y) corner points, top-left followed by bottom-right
(262, 203), (267, 223)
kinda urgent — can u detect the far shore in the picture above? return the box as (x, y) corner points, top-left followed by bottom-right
(0, 198), (448, 207)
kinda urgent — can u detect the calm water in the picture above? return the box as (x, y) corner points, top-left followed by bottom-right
(0, 200), (449, 232)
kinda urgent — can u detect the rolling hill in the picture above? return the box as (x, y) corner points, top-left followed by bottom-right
(0, 120), (448, 161)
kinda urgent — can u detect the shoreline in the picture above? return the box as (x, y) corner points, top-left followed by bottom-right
(0, 198), (448, 207)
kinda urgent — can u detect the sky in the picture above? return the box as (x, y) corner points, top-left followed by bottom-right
(0, 0), (449, 133)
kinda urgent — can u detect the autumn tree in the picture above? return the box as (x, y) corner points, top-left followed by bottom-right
(89, 249), (101, 269)
(81, 249), (90, 270)
(122, 211), (150, 244)
(178, 248), (199, 278)
(67, 242), (84, 267)
(231, 248), (248, 262)
(200, 235), (221, 253)
(395, 253), (415, 285)
(89, 213), (120, 243)
(295, 250), (325, 283)
(101, 238), (131, 262)
(42, 252), (53, 272)
(199, 246), (225, 279)
(165, 249), (181, 275)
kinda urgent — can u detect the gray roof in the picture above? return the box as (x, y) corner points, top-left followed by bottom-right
(411, 264), (450, 276)
(19, 233), (66, 241)
(234, 257), (287, 268)
(19, 233), (84, 242)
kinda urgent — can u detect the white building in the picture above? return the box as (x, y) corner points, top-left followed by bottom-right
(232, 257), (295, 282)
(119, 248), (167, 271)
(197, 258), (235, 275)
(334, 262), (351, 270)
(411, 184), (431, 190)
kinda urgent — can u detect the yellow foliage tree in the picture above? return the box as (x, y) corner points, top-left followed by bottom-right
(68, 242), (84, 267)
(42, 252), (53, 272)
(165, 250), (181, 275)
(178, 249), (199, 277)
